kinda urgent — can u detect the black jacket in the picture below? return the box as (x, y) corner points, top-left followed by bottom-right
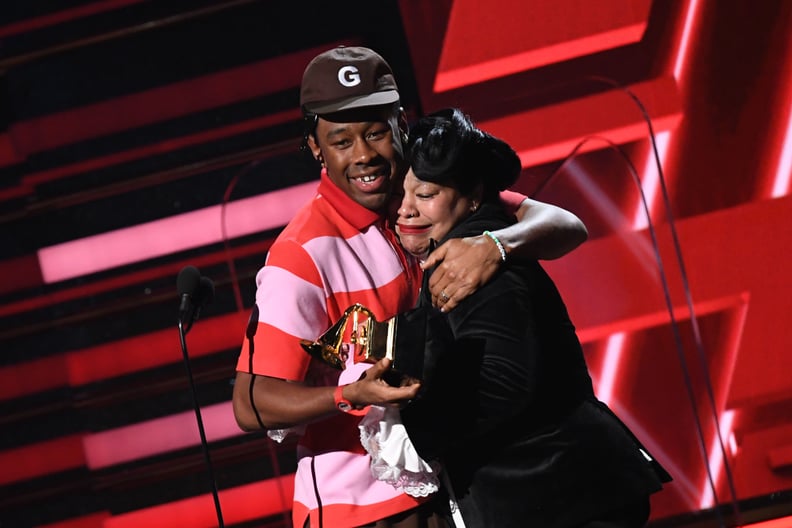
(401, 202), (671, 528)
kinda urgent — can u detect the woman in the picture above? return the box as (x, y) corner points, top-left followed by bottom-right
(393, 109), (671, 528)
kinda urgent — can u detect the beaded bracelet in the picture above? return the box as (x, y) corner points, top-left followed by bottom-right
(483, 230), (507, 262)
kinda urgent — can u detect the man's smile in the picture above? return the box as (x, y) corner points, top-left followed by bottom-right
(348, 172), (388, 193)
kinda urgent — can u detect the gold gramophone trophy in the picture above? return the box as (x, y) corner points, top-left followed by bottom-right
(300, 304), (426, 384)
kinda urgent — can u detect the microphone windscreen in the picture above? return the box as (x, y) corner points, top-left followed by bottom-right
(177, 266), (201, 296)
(196, 276), (215, 306)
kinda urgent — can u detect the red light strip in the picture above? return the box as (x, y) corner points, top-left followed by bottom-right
(433, 0), (650, 92)
(673, 0), (705, 82)
(596, 332), (627, 405)
(0, 355), (70, 402)
(435, 24), (646, 92)
(1, 403), (245, 482)
(23, 109), (300, 186)
(0, 253), (42, 296)
(37, 181), (316, 283)
(632, 131), (672, 230)
(699, 410), (736, 509)
(572, 293), (749, 345)
(479, 77), (682, 168)
(698, 304), (748, 508)
(0, 435), (86, 486)
(1, 403), (248, 482)
(67, 311), (246, 386)
(39, 512), (110, 528)
(0, 182), (31, 201)
(0, 0), (146, 38)
(743, 516), (792, 528)
(0, 311), (246, 401)
(3, 44), (343, 161)
(83, 402), (242, 469)
(0, 238), (273, 317)
(103, 475), (294, 528)
(770, 98), (792, 197)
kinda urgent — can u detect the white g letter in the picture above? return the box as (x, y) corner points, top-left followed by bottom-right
(338, 66), (361, 87)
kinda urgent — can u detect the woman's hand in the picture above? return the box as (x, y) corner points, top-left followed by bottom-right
(421, 234), (503, 312)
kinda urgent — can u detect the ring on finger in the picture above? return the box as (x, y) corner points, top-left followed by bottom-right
(439, 290), (450, 302)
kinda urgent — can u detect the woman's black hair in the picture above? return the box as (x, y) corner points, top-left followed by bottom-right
(408, 108), (521, 200)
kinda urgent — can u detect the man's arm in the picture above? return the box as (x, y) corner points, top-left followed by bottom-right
(233, 358), (420, 431)
(232, 240), (420, 432)
(493, 196), (588, 260)
(422, 197), (587, 311)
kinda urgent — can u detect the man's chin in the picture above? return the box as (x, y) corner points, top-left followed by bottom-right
(357, 193), (389, 212)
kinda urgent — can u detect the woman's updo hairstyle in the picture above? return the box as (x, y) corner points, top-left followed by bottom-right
(408, 108), (521, 200)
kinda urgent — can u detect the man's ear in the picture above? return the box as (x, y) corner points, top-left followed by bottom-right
(306, 134), (322, 163)
(398, 107), (409, 140)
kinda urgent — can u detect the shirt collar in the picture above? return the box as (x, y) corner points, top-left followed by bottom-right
(317, 168), (383, 230)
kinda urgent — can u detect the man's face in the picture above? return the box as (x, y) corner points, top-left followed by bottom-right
(308, 106), (406, 212)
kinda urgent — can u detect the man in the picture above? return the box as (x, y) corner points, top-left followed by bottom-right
(233, 46), (587, 528)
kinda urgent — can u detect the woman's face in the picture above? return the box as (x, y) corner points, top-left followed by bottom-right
(395, 169), (476, 258)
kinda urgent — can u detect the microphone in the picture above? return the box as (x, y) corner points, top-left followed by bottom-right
(192, 276), (215, 323)
(175, 264), (224, 527)
(177, 265), (201, 324)
(177, 266), (215, 330)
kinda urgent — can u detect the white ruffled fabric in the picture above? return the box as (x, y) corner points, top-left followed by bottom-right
(358, 405), (441, 498)
(266, 424), (305, 443)
(266, 429), (290, 443)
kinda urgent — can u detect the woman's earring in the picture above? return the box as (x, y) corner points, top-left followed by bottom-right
(401, 132), (409, 144)
(317, 154), (325, 167)
(471, 202), (479, 212)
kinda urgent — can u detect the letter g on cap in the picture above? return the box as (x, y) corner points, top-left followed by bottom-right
(338, 66), (361, 87)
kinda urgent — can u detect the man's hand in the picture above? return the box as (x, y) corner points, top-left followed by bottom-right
(345, 358), (420, 407)
(421, 235), (502, 312)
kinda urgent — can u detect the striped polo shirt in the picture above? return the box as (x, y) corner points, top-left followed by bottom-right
(237, 168), (423, 528)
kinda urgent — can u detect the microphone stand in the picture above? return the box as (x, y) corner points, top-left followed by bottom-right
(178, 316), (225, 528)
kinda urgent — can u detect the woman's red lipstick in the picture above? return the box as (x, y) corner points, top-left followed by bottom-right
(397, 223), (431, 235)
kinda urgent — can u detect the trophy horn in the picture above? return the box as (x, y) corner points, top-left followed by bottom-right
(300, 304), (372, 370)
